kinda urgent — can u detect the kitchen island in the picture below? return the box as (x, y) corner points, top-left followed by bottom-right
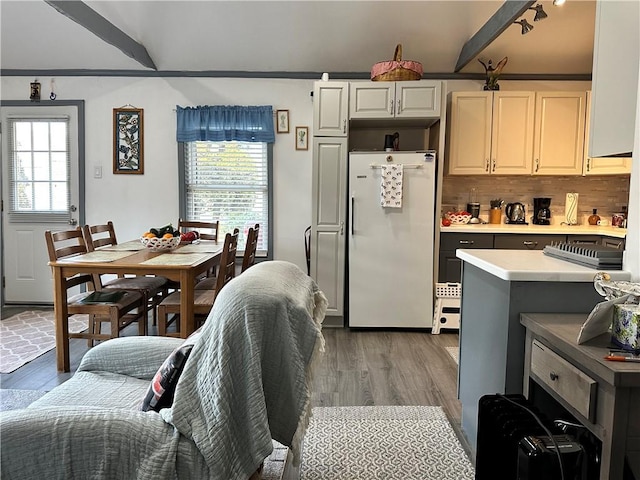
(455, 249), (631, 457)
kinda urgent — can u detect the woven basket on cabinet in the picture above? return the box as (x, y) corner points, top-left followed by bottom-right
(371, 44), (423, 81)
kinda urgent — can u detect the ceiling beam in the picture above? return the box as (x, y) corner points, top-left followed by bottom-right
(455, 0), (535, 72)
(44, 1), (157, 70)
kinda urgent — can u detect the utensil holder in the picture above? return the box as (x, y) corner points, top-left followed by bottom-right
(489, 208), (502, 224)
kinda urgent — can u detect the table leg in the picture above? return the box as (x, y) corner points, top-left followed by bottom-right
(53, 268), (70, 372)
(179, 270), (196, 338)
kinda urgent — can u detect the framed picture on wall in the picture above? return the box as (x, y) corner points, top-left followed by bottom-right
(295, 126), (309, 150)
(276, 109), (289, 133)
(113, 107), (144, 174)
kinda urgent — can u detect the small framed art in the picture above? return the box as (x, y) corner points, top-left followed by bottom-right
(295, 126), (309, 150)
(113, 107), (144, 174)
(276, 109), (289, 133)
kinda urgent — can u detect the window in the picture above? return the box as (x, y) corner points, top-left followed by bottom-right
(181, 140), (271, 255)
(7, 116), (71, 223)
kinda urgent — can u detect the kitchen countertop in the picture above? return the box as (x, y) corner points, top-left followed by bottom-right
(441, 223), (627, 238)
(456, 249), (632, 282)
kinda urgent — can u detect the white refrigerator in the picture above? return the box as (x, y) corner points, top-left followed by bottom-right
(348, 151), (436, 328)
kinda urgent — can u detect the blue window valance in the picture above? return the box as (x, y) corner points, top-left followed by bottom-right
(176, 105), (275, 143)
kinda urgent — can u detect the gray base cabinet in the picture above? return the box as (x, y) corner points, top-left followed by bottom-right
(440, 232), (626, 283)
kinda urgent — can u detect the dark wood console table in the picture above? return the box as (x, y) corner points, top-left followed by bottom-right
(520, 313), (640, 480)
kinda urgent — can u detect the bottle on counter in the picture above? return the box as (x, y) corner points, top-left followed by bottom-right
(588, 208), (601, 226)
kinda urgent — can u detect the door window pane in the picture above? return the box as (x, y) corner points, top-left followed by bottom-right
(8, 117), (70, 219)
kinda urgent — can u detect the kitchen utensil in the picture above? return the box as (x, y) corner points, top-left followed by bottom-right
(505, 202), (527, 224)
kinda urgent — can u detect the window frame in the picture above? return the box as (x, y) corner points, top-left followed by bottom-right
(177, 141), (273, 260)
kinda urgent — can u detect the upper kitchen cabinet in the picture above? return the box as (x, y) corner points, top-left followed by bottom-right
(349, 80), (441, 119)
(313, 81), (349, 137)
(533, 92), (586, 175)
(583, 91), (632, 175)
(588, 0), (639, 158)
(448, 91), (535, 175)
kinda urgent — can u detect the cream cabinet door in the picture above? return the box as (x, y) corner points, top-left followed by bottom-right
(311, 137), (347, 318)
(350, 80), (441, 119)
(313, 81), (349, 136)
(448, 92), (492, 174)
(395, 81), (441, 118)
(533, 92), (586, 175)
(349, 82), (394, 118)
(583, 91), (632, 175)
(491, 92), (535, 175)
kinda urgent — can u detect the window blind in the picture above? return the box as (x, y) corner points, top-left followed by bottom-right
(7, 116), (71, 223)
(184, 141), (268, 253)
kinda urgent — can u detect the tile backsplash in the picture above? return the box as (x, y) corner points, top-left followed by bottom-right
(441, 175), (631, 225)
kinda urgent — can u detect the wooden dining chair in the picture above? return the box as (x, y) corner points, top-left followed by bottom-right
(240, 223), (260, 273)
(82, 221), (169, 325)
(195, 225), (246, 289)
(157, 229), (239, 336)
(44, 227), (147, 347)
(177, 218), (220, 280)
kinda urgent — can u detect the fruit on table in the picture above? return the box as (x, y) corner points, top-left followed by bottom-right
(180, 231), (199, 242)
(441, 218), (452, 227)
(144, 224), (180, 238)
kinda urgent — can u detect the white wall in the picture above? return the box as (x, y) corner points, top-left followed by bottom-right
(2, 75), (637, 279)
(1, 76), (315, 272)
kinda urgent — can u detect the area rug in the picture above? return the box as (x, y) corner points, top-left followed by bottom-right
(300, 405), (474, 479)
(445, 346), (459, 365)
(0, 311), (88, 373)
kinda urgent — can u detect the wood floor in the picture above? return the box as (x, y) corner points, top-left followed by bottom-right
(1, 306), (468, 453)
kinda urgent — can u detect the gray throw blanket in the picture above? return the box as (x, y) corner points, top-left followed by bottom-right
(161, 260), (327, 479)
(0, 260), (326, 480)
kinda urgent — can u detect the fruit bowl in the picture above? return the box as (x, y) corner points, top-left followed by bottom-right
(140, 236), (181, 251)
(445, 212), (472, 225)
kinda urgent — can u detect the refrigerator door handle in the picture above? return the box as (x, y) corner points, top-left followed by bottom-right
(351, 196), (355, 235)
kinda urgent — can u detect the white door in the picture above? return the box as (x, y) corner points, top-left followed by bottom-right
(348, 152), (436, 328)
(1, 103), (83, 305)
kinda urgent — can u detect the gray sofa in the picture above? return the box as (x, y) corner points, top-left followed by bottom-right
(0, 261), (327, 480)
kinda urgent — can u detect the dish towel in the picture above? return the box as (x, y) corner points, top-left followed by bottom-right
(380, 164), (403, 208)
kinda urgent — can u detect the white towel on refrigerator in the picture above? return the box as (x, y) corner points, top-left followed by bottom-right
(380, 164), (403, 208)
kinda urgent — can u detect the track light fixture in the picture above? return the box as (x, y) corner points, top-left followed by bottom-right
(529, 4), (548, 21)
(514, 18), (534, 35)
(553, 0), (566, 5)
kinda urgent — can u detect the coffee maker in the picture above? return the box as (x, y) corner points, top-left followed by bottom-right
(533, 198), (551, 225)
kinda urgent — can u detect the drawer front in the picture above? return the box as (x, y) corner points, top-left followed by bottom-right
(440, 233), (493, 250)
(530, 340), (597, 421)
(494, 234), (561, 250)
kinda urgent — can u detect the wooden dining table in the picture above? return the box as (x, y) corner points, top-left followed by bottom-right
(49, 240), (223, 372)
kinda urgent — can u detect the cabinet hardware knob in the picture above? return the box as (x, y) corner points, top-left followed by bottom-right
(485, 159), (489, 172)
(535, 158), (540, 172)
(549, 372), (558, 381)
(397, 99), (401, 115)
(343, 119), (346, 134)
(492, 158), (496, 172)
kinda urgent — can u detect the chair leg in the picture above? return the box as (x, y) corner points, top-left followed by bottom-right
(158, 304), (167, 336)
(110, 309), (120, 340)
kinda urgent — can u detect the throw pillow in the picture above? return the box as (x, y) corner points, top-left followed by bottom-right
(140, 343), (194, 412)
